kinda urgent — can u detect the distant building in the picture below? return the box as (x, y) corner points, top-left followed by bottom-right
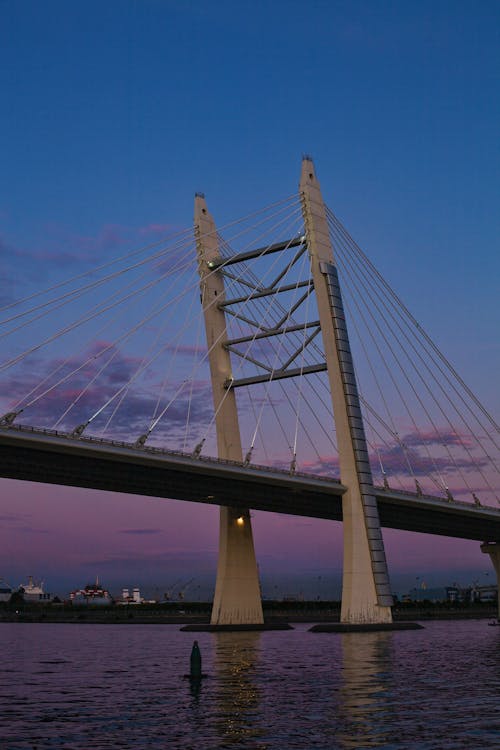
(473, 584), (498, 603)
(446, 584), (498, 604)
(404, 587), (447, 603)
(119, 586), (143, 604)
(446, 586), (465, 603)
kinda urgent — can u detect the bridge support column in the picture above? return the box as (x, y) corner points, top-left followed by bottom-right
(211, 508), (263, 625)
(300, 158), (393, 624)
(481, 542), (500, 620)
(195, 194), (264, 626)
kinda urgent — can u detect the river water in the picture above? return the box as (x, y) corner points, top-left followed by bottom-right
(1, 620), (499, 749)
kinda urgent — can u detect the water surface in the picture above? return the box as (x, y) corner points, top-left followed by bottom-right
(1, 620), (499, 749)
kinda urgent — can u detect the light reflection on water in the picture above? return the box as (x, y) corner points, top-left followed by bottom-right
(337, 633), (394, 748)
(1, 621), (499, 749)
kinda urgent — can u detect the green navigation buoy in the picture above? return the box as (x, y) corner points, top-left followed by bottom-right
(184, 639), (207, 680)
(190, 640), (202, 678)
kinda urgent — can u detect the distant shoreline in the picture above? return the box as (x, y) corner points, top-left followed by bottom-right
(0, 606), (497, 625)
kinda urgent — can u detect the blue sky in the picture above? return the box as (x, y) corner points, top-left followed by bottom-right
(2, 1), (498, 388)
(0, 0), (499, 596)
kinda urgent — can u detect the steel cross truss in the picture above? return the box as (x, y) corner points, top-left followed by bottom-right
(213, 234), (328, 390)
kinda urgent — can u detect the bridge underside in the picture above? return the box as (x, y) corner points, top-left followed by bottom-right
(1, 429), (499, 542)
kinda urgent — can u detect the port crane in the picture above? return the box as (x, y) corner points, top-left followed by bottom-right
(164, 577), (195, 601)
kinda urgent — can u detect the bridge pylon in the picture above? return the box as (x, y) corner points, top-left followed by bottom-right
(194, 194), (264, 626)
(300, 158), (393, 624)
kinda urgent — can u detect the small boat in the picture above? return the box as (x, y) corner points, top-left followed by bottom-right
(487, 620), (500, 626)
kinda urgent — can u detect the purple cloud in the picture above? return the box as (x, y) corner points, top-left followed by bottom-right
(0, 221), (187, 284)
(377, 442), (489, 477)
(292, 425), (492, 494)
(401, 429), (474, 449)
(1, 342), (214, 447)
(38, 221), (180, 261)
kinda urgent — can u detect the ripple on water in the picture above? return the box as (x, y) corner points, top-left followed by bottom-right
(1, 621), (500, 749)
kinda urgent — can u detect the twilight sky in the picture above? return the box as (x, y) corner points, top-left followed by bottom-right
(0, 0), (499, 598)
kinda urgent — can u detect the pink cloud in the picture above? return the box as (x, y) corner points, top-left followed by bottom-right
(298, 455), (340, 476)
(402, 429), (475, 449)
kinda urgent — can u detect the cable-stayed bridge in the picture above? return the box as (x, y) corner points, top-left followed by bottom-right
(1, 158), (499, 626)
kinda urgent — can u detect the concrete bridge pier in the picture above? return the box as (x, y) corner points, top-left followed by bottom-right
(481, 541), (500, 620)
(211, 507), (263, 625)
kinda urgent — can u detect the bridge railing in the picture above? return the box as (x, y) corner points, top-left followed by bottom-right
(0, 422), (341, 485)
(2, 423), (499, 513)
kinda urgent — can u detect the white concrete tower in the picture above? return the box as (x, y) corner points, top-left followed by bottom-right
(194, 193), (264, 626)
(300, 158), (393, 624)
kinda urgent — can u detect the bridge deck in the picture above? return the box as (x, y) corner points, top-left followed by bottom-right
(1, 425), (499, 542)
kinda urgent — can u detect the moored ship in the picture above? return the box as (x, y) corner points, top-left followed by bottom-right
(0, 578), (13, 602)
(19, 576), (53, 602)
(70, 577), (113, 606)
